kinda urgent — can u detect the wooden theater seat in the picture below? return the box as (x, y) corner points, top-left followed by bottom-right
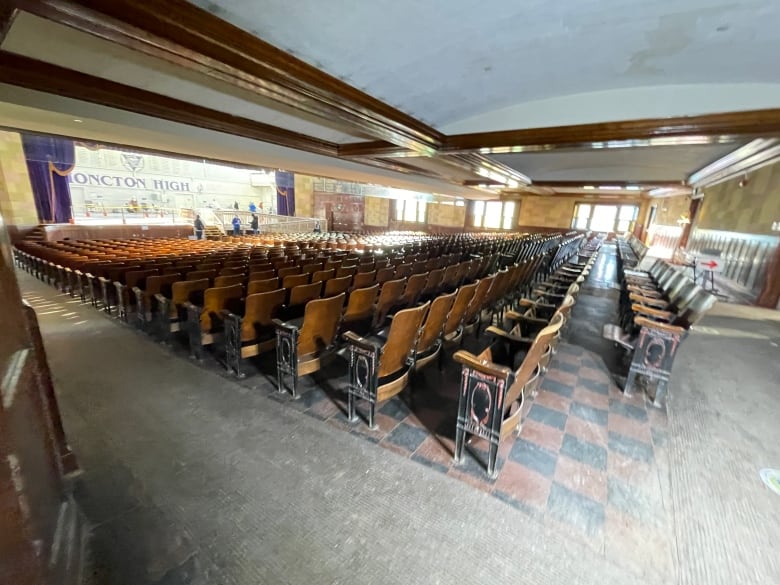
(133, 273), (181, 330)
(274, 293), (346, 397)
(224, 288), (286, 377)
(281, 282), (323, 321)
(247, 277), (281, 295)
(214, 274), (245, 288)
(453, 313), (564, 477)
(415, 291), (456, 371)
(184, 284), (244, 360)
(323, 275), (352, 297)
(154, 278), (210, 343)
(373, 278), (406, 329)
(341, 284), (379, 335)
(344, 302), (430, 428)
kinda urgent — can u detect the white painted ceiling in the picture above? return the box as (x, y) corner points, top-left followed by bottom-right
(189, 0), (780, 130)
(491, 143), (745, 183)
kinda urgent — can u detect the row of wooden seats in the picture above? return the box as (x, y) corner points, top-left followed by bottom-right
(602, 258), (717, 406)
(444, 245), (598, 477)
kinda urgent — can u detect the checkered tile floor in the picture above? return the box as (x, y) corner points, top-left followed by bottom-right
(258, 246), (676, 577)
(287, 341), (671, 564)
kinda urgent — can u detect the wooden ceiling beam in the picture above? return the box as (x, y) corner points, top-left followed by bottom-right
(532, 180), (685, 188)
(0, 52), (339, 157)
(15, 0), (444, 154)
(442, 109), (780, 153)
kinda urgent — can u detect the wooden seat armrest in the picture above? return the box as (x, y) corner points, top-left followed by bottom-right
(634, 316), (685, 335)
(516, 298), (539, 308)
(182, 301), (201, 313)
(626, 285), (661, 296)
(623, 269), (649, 278)
(272, 318), (299, 333)
(342, 331), (382, 351)
(484, 325), (534, 346)
(629, 293), (669, 308)
(153, 293), (169, 305)
(452, 350), (514, 378)
(506, 314), (548, 326)
(631, 303), (673, 320)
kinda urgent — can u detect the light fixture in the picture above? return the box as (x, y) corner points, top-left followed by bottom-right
(583, 185), (596, 190)
(73, 119), (83, 123)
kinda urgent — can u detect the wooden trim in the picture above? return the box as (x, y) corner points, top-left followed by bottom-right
(0, 51), (339, 157)
(18, 0), (443, 153)
(532, 180), (684, 189)
(0, 1), (18, 44)
(443, 110), (780, 153)
(337, 110), (780, 158)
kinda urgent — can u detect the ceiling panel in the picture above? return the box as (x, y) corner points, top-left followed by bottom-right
(488, 143), (746, 183)
(1, 13), (371, 144)
(189, 0), (780, 128)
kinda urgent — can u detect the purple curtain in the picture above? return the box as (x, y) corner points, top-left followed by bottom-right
(274, 170), (295, 216)
(21, 134), (75, 223)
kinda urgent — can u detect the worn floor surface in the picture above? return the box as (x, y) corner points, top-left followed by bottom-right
(17, 247), (780, 585)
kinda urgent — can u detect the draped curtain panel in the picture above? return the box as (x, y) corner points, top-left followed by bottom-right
(21, 134), (76, 223)
(274, 170), (295, 216)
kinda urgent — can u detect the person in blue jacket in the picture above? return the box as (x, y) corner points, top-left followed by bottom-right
(232, 215), (241, 236)
(248, 202), (257, 213)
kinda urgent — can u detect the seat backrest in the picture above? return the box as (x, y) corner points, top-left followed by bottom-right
(214, 274), (245, 288)
(220, 266), (244, 277)
(171, 279), (209, 309)
(417, 291), (456, 354)
(278, 266), (302, 278)
(247, 277), (281, 295)
(336, 266), (357, 278)
(378, 302), (430, 378)
(443, 282), (478, 337)
(401, 273), (427, 304)
(282, 273), (310, 289)
(375, 267), (395, 284)
(249, 269), (275, 281)
(352, 270), (376, 289)
(186, 269), (216, 282)
(241, 288), (286, 341)
(298, 293), (347, 356)
(288, 282), (322, 306)
(395, 263), (412, 278)
(375, 278), (406, 320)
(201, 284), (244, 331)
(344, 284), (380, 319)
(463, 275), (494, 322)
(323, 275), (352, 297)
(311, 269), (335, 284)
(674, 287), (717, 328)
(125, 269), (159, 289)
(145, 274), (182, 297)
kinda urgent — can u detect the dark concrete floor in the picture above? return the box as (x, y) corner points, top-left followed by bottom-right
(17, 250), (780, 585)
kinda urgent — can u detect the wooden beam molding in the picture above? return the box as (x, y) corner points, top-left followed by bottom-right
(15, 0), (443, 154)
(0, 51), (339, 157)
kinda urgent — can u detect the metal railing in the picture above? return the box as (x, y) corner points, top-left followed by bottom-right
(71, 204), (184, 225)
(186, 209), (324, 235)
(686, 228), (779, 298)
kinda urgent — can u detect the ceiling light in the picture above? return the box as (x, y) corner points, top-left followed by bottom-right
(73, 119), (83, 123)
(583, 185), (596, 190)
(625, 185), (641, 191)
(507, 180), (519, 188)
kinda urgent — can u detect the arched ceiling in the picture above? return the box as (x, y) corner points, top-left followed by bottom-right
(188, 0), (780, 129)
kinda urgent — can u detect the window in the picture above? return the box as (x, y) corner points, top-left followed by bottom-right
(472, 200), (516, 229)
(571, 203), (639, 233)
(396, 200), (427, 223)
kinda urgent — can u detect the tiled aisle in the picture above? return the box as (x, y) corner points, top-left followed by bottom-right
(263, 245), (675, 577)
